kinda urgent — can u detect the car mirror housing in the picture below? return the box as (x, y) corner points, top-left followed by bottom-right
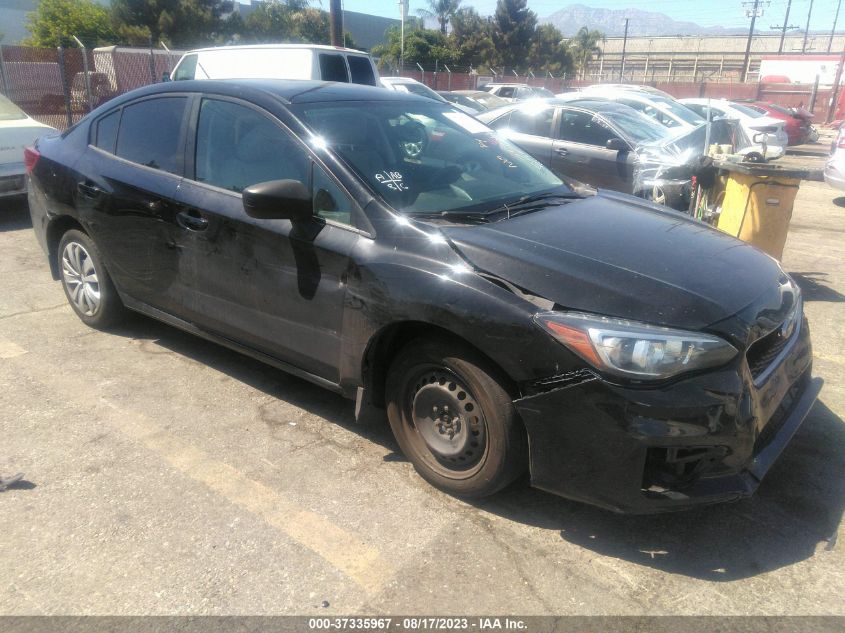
(606, 138), (628, 152)
(242, 179), (313, 221)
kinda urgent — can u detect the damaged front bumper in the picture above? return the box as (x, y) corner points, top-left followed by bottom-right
(514, 318), (821, 513)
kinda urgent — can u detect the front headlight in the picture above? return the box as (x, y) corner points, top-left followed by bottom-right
(534, 311), (738, 380)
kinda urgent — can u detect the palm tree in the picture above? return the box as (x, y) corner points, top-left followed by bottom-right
(569, 27), (603, 79)
(417, 0), (462, 35)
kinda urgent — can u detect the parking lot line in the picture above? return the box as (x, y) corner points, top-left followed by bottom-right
(7, 352), (393, 596)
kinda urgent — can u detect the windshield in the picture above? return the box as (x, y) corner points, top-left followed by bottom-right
(729, 103), (766, 119)
(293, 101), (566, 216)
(601, 110), (669, 145)
(393, 82), (446, 103)
(0, 94), (27, 121)
(472, 92), (509, 108)
(652, 97), (705, 125)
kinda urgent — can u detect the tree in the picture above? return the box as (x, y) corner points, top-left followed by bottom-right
(25, 0), (116, 48)
(491, 0), (536, 71)
(371, 23), (456, 69)
(417, 0), (461, 35)
(569, 26), (603, 79)
(111, 0), (231, 47)
(527, 24), (572, 76)
(450, 8), (494, 69)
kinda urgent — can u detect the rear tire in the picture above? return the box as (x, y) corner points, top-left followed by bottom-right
(386, 338), (527, 498)
(58, 229), (124, 329)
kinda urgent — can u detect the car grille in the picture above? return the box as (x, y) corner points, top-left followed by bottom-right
(746, 327), (791, 380)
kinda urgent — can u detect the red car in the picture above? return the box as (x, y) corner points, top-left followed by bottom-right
(733, 100), (814, 145)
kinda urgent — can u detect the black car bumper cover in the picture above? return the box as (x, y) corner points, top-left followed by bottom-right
(514, 321), (820, 513)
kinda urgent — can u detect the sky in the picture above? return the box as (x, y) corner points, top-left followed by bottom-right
(334, 0), (842, 32)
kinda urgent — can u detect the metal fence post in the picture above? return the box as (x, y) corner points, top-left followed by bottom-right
(444, 64), (452, 91)
(57, 46), (73, 129)
(809, 74), (819, 113)
(416, 62), (424, 85)
(0, 46), (8, 97)
(71, 36), (93, 111)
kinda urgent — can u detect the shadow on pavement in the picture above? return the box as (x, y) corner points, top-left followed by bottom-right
(96, 299), (844, 584)
(104, 313), (401, 457)
(473, 399), (844, 582)
(790, 272), (845, 302)
(0, 198), (32, 232)
(833, 197), (845, 209)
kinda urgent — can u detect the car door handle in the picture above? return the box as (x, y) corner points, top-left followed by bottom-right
(77, 182), (104, 198)
(176, 209), (209, 231)
(554, 148), (569, 157)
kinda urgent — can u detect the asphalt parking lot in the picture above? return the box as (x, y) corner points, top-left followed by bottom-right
(1, 180), (843, 616)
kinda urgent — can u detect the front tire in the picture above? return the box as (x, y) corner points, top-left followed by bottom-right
(386, 338), (527, 498)
(58, 229), (124, 328)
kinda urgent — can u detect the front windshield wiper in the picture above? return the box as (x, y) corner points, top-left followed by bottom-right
(485, 190), (583, 220)
(407, 210), (493, 224)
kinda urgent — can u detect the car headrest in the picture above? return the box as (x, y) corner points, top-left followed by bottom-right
(236, 125), (282, 162)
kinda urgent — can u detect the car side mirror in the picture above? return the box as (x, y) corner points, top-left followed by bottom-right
(606, 138), (628, 152)
(242, 179), (312, 221)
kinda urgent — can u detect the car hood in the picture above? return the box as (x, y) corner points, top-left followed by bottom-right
(440, 191), (784, 330)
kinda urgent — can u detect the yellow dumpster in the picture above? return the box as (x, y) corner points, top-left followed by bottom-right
(709, 160), (821, 260)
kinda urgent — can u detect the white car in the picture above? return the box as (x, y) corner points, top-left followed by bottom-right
(556, 88), (705, 132)
(824, 124), (845, 191)
(482, 83), (556, 102)
(170, 44), (379, 86)
(0, 94), (56, 199)
(680, 98), (789, 156)
(379, 77), (450, 103)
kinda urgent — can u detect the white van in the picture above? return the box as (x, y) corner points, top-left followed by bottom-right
(170, 44), (380, 86)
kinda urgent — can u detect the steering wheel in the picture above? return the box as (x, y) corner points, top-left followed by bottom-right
(397, 120), (428, 158)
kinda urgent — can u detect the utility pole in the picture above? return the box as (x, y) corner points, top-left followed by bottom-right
(620, 18), (629, 82)
(741, 0), (763, 83)
(329, 0), (343, 46)
(829, 0), (843, 53)
(802, 0), (814, 53)
(778, 0), (792, 53)
(399, 0), (407, 72)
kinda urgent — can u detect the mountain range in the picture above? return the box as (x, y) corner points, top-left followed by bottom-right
(541, 4), (747, 37)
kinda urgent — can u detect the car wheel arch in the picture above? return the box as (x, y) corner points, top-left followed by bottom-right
(361, 320), (520, 412)
(47, 216), (86, 280)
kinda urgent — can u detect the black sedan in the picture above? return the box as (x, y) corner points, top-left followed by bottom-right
(26, 80), (821, 513)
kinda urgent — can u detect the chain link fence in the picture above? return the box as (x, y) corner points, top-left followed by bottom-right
(0, 45), (183, 130)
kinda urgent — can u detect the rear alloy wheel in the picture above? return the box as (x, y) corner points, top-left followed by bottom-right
(386, 339), (527, 498)
(58, 229), (124, 328)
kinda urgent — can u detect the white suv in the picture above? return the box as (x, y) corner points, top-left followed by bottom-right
(171, 44), (379, 86)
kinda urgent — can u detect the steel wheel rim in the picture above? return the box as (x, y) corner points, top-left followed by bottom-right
(61, 241), (100, 317)
(407, 367), (488, 476)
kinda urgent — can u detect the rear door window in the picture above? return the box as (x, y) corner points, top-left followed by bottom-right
(115, 97), (188, 174)
(508, 106), (554, 137)
(319, 54), (349, 83)
(347, 56), (376, 86)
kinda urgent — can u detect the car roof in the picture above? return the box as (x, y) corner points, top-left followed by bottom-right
(183, 44), (368, 55)
(109, 79), (432, 106)
(487, 83), (529, 87)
